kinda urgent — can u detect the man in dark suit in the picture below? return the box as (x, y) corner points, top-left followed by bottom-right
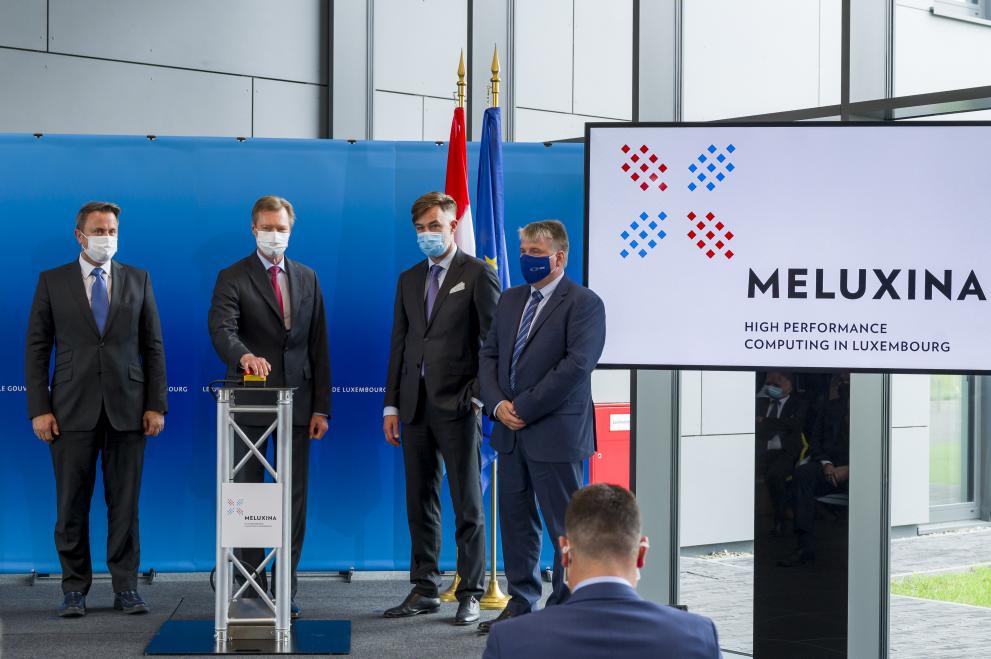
(484, 484), (721, 658)
(382, 192), (500, 625)
(25, 201), (167, 617)
(780, 372), (850, 567)
(756, 371), (808, 536)
(208, 195), (331, 617)
(478, 220), (606, 632)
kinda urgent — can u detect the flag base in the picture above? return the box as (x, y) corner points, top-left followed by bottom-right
(439, 574), (460, 602)
(479, 578), (510, 610)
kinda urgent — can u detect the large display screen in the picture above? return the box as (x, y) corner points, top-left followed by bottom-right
(585, 123), (991, 373)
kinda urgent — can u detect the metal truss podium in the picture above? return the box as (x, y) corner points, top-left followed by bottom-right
(145, 385), (350, 655)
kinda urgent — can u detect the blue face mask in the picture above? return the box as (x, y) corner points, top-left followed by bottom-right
(417, 231), (448, 258)
(520, 253), (553, 285)
(765, 385), (784, 400)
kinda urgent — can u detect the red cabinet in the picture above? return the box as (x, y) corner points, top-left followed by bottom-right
(590, 403), (631, 489)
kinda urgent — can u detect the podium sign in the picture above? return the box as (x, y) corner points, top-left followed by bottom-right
(221, 482), (283, 548)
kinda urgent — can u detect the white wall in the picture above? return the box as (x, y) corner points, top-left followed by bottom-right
(0, 0), (328, 138)
(683, 0), (842, 120)
(513, 0), (632, 142)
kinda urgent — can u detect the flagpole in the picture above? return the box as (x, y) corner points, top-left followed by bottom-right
(439, 49), (469, 605)
(479, 43), (510, 612)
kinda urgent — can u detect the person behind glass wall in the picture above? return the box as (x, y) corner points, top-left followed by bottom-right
(779, 372), (850, 567)
(756, 371), (808, 536)
(25, 201), (168, 617)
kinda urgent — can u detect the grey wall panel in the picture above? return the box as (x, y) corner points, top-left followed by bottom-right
(0, 49), (251, 136)
(332, 0), (369, 139)
(48, 0), (327, 84)
(0, 0), (46, 50)
(253, 79), (326, 139)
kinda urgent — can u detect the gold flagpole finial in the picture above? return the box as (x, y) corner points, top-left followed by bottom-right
(457, 49), (467, 109)
(490, 45), (501, 109)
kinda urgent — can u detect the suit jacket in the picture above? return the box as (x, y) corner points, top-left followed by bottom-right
(484, 582), (722, 659)
(756, 395), (808, 460)
(25, 259), (168, 432)
(384, 248), (500, 423)
(208, 253), (331, 426)
(479, 275), (605, 463)
(809, 397), (850, 466)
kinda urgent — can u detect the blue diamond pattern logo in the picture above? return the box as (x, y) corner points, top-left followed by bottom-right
(688, 144), (736, 191)
(620, 212), (668, 259)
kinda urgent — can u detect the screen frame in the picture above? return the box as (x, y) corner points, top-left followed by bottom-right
(583, 120), (991, 375)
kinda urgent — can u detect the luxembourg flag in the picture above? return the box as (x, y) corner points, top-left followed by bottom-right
(445, 106), (476, 256)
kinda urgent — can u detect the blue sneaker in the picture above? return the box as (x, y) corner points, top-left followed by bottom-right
(58, 592), (86, 617)
(291, 600), (301, 619)
(114, 590), (150, 614)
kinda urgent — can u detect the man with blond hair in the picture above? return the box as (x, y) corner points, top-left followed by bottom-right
(478, 220), (606, 632)
(208, 195), (331, 618)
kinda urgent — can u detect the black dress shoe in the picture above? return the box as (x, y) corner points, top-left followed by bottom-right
(114, 590), (150, 614)
(58, 592), (86, 618)
(291, 600), (301, 619)
(454, 596), (480, 625)
(383, 591), (441, 618)
(777, 549), (815, 568)
(477, 607), (521, 634)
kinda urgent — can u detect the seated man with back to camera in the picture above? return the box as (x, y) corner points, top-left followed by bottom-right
(483, 484), (722, 659)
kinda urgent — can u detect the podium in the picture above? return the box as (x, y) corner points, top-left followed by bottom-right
(144, 385), (350, 655)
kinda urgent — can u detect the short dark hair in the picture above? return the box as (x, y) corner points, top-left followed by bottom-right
(75, 201), (120, 231)
(565, 484), (641, 561)
(411, 191), (457, 223)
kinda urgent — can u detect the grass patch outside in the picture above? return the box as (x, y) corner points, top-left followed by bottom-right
(892, 566), (991, 608)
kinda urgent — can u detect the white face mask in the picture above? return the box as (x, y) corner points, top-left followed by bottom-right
(83, 234), (117, 264)
(256, 230), (290, 259)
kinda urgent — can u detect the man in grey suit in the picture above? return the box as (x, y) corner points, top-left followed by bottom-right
(208, 195), (331, 618)
(478, 220), (606, 632)
(25, 201), (167, 618)
(382, 192), (500, 625)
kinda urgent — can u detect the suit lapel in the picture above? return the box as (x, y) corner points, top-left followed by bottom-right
(285, 257), (304, 330)
(102, 261), (126, 336)
(67, 261), (101, 337)
(410, 261), (428, 329)
(426, 250), (465, 329)
(245, 253), (285, 325)
(523, 276), (570, 345)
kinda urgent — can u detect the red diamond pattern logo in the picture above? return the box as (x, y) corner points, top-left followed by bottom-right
(620, 144), (668, 192)
(686, 211), (735, 260)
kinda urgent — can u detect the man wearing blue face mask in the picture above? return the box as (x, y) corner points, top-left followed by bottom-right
(383, 192), (500, 625)
(477, 220), (606, 633)
(756, 371), (808, 537)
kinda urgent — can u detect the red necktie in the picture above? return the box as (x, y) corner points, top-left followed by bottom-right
(269, 265), (285, 325)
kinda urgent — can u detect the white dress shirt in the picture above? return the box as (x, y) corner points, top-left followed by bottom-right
(257, 251), (291, 330)
(79, 253), (113, 303)
(765, 394), (789, 451)
(570, 575), (633, 594)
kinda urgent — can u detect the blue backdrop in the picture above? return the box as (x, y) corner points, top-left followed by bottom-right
(0, 135), (584, 574)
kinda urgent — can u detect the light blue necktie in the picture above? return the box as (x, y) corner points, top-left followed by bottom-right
(91, 267), (109, 333)
(510, 290), (543, 392)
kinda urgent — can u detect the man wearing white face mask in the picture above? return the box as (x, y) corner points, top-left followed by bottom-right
(208, 195), (331, 618)
(25, 201), (168, 618)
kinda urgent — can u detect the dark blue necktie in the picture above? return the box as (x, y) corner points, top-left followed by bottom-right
(422, 265), (443, 375)
(91, 267), (109, 333)
(510, 290), (543, 392)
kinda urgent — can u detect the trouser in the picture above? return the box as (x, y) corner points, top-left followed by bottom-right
(758, 449), (795, 522)
(50, 407), (146, 595)
(402, 381), (486, 599)
(794, 460), (842, 554)
(232, 424), (310, 599)
(498, 446), (583, 614)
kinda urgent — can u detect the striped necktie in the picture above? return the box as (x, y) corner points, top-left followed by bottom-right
(510, 290), (543, 392)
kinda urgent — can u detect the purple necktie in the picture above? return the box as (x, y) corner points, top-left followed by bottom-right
(425, 264), (443, 320)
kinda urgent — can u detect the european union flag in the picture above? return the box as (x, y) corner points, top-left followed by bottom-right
(475, 107), (509, 492)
